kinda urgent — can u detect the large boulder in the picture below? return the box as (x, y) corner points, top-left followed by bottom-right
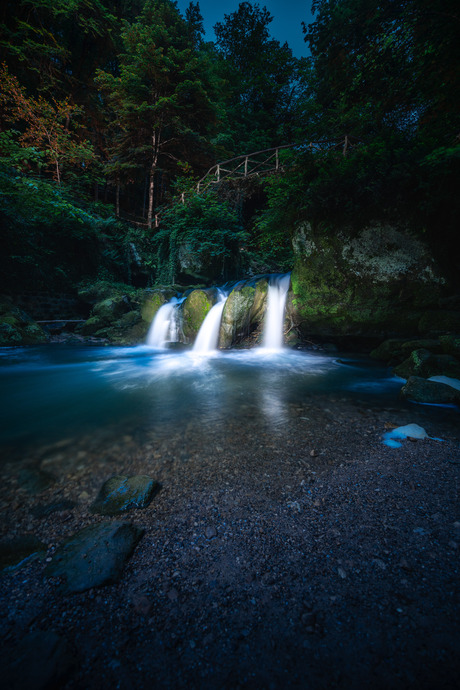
(92, 295), (132, 323)
(291, 222), (450, 341)
(182, 289), (216, 342)
(90, 475), (160, 516)
(394, 350), (460, 380)
(0, 299), (49, 345)
(45, 521), (144, 593)
(400, 376), (460, 404)
(370, 338), (442, 363)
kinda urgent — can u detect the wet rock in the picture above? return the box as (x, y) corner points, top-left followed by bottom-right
(439, 334), (460, 357)
(370, 338), (441, 363)
(182, 289), (216, 341)
(0, 300), (49, 345)
(204, 525), (217, 539)
(1, 630), (75, 690)
(92, 295), (132, 323)
(31, 500), (75, 518)
(18, 467), (55, 494)
(45, 521), (144, 593)
(90, 475), (160, 516)
(0, 535), (47, 572)
(400, 376), (460, 404)
(394, 350), (460, 380)
(220, 285), (256, 348)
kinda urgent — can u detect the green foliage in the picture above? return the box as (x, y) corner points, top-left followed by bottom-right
(153, 188), (244, 285)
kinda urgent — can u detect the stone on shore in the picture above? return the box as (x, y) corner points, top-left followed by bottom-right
(90, 475), (160, 515)
(45, 521), (144, 593)
(400, 376), (460, 404)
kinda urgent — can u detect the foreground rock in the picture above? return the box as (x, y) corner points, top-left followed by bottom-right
(0, 299), (49, 346)
(400, 376), (460, 404)
(393, 349), (460, 380)
(90, 475), (160, 515)
(45, 522), (144, 593)
(1, 630), (75, 690)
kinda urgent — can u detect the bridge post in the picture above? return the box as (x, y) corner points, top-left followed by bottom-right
(244, 157), (248, 176)
(275, 148), (279, 170)
(216, 164), (220, 181)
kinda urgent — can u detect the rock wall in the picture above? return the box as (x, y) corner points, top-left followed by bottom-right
(289, 222), (458, 342)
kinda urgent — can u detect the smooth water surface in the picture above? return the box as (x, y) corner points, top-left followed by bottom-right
(0, 344), (407, 454)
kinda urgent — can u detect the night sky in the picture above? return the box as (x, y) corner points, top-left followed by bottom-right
(175, 1), (315, 57)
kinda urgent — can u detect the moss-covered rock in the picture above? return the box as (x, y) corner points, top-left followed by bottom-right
(182, 289), (216, 341)
(400, 376), (460, 404)
(0, 300), (49, 345)
(439, 334), (460, 357)
(92, 295), (132, 323)
(220, 285), (256, 348)
(370, 338), (442, 363)
(90, 475), (160, 516)
(394, 350), (460, 380)
(141, 290), (169, 324)
(76, 315), (106, 336)
(45, 521), (144, 593)
(290, 223), (450, 341)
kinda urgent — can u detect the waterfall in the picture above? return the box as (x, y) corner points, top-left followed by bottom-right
(262, 273), (291, 350)
(193, 291), (228, 353)
(146, 297), (181, 348)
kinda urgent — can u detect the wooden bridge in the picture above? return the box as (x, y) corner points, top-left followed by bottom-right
(175, 136), (354, 203)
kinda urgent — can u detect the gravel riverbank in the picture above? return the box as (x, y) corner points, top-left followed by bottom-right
(1, 393), (459, 689)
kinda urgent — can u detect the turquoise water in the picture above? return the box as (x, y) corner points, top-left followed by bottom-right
(0, 344), (407, 453)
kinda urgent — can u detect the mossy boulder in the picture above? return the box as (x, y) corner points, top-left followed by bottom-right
(400, 376), (460, 404)
(141, 290), (170, 324)
(394, 350), (460, 380)
(182, 289), (216, 341)
(90, 475), (160, 516)
(0, 300), (49, 345)
(78, 281), (136, 305)
(92, 295), (132, 323)
(370, 338), (442, 363)
(220, 285), (256, 348)
(45, 521), (144, 593)
(290, 223), (448, 341)
(76, 315), (106, 336)
(439, 334), (460, 357)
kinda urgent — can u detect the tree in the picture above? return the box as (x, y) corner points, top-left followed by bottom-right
(0, 64), (94, 185)
(96, 0), (218, 228)
(213, 2), (299, 154)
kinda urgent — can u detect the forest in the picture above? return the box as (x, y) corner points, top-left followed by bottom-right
(0, 0), (459, 293)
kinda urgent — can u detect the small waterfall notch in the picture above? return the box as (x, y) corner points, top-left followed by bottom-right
(262, 273), (291, 350)
(146, 296), (184, 348)
(193, 291), (228, 353)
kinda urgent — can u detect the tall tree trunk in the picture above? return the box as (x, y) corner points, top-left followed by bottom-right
(147, 131), (160, 230)
(116, 178), (120, 217)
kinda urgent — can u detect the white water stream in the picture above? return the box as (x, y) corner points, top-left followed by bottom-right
(193, 292), (228, 353)
(146, 297), (182, 348)
(262, 273), (291, 350)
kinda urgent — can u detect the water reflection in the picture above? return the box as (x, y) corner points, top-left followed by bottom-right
(0, 345), (408, 451)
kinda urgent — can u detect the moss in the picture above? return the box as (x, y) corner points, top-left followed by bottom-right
(182, 289), (215, 341)
(220, 285), (256, 348)
(141, 291), (168, 324)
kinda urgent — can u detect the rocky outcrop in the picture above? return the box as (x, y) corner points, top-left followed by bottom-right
(0, 298), (49, 346)
(182, 288), (216, 342)
(400, 376), (460, 404)
(290, 222), (455, 342)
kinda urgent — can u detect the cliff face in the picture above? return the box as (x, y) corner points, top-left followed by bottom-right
(289, 222), (460, 342)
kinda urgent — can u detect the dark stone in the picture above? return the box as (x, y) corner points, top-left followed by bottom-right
(90, 475), (161, 516)
(31, 500), (75, 518)
(400, 376), (460, 404)
(0, 535), (47, 572)
(370, 338), (442, 363)
(1, 630), (75, 690)
(45, 521), (144, 593)
(394, 350), (460, 380)
(18, 467), (55, 494)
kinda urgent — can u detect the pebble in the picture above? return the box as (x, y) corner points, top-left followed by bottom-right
(204, 525), (217, 539)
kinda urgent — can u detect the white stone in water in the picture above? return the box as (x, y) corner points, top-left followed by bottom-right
(428, 376), (460, 392)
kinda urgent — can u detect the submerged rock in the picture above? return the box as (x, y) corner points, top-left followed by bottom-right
(45, 521), (144, 593)
(90, 475), (160, 515)
(400, 376), (460, 404)
(1, 630), (75, 690)
(0, 535), (47, 572)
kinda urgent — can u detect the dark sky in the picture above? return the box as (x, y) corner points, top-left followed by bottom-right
(175, 1), (315, 57)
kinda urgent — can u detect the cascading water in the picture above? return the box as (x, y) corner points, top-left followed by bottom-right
(193, 291), (228, 353)
(146, 296), (183, 348)
(262, 273), (291, 350)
